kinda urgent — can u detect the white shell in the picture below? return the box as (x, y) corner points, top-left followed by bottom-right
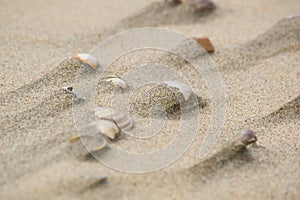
(81, 120), (120, 140)
(72, 53), (98, 69)
(93, 107), (134, 131)
(101, 75), (129, 90)
(96, 119), (120, 140)
(163, 81), (193, 101)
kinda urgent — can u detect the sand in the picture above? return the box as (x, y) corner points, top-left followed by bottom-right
(0, 0), (299, 199)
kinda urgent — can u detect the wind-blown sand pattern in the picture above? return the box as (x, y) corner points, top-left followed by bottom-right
(0, 0), (299, 199)
(218, 14), (300, 72)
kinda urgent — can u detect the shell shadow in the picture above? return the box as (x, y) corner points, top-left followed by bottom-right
(187, 145), (259, 182)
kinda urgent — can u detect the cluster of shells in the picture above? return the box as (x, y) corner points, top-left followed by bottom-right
(92, 106), (134, 139)
(69, 53), (206, 151)
(71, 106), (135, 152)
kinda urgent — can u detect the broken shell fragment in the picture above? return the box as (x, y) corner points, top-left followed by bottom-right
(68, 134), (81, 143)
(68, 134), (108, 153)
(193, 37), (215, 53)
(90, 143), (107, 153)
(80, 175), (108, 184)
(93, 107), (134, 131)
(72, 53), (98, 69)
(61, 86), (85, 102)
(81, 134), (108, 152)
(62, 86), (77, 97)
(192, 0), (216, 12)
(129, 81), (205, 117)
(100, 75), (129, 90)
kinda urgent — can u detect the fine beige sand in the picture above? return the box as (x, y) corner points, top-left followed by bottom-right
(0, 0), (299, 199)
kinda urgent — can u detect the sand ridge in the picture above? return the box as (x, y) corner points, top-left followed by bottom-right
(0, 0), (299, 199)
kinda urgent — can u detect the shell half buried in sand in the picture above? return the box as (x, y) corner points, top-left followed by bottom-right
(72, 53), (98, 69)
(93, 107), (135, 133)
(100, 75), (129, 90)
(95, 119), (121, 140)
(74, 107), (134, 150)
(129, 81), (205, 117)
(81, 119), (121, 141)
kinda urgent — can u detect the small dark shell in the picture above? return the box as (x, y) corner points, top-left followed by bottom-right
(165, 0), (182, 5)
(241, 129), (257, 145)
(192, 0), (216, 12)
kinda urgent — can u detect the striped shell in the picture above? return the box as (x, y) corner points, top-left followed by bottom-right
(72, 53), (98, 69)
(100, 75), (129, 90)
(93, 107), (134, 132)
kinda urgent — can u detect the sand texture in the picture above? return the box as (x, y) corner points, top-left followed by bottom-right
(0, 0), (299, 199)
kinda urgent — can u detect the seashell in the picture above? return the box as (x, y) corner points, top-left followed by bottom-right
(163, 81), (193, 101)
(68, 134), (81, 143)
(72, 53), (98, 69)
(67, 134), (107, 153)
(96, 119), (121, 140)
(100, 75), (129, 90)
(80, 118), (121, 141)
(81, 134), (108, 152)
(189, 129), (258, 174)
(240, 129), (257, 145)
(93, 107), (134, 132)
(61, 86), (85, 102)
(80, 174), (108, 184)
(192, 0), (216, 12)
(165, 0), (182, 5)
(129, 81), (205, 117)
(193, 37), (215, 53)
(82, 120), (121, 140)
(61, 86), (77, 97)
